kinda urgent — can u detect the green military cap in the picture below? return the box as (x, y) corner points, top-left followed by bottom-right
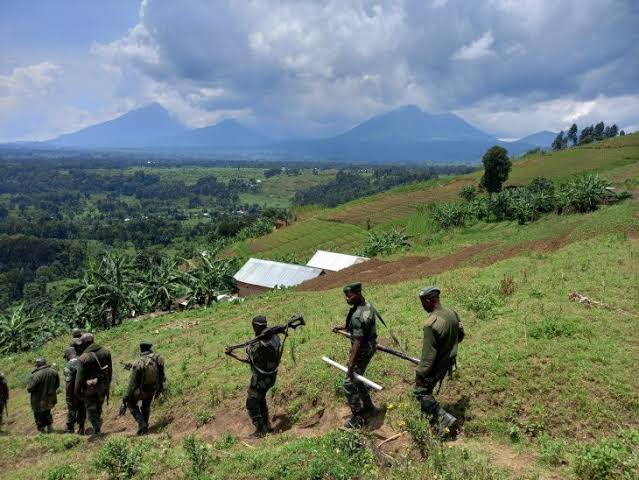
(140, 339), (153, 347)
(71, 327), (83, 338)
(35, 358), (47, 368)
(419, 286), (441, 298)
(252, 315), (267, 326)
(343, 282), (362, 294)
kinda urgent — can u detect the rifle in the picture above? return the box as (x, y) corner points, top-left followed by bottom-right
(225, 314), (305, 354)
(334, 329), (419, 365)
(120, 362), (133, 371)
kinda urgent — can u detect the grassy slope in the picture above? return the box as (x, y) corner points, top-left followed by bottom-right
(1, 135), (639, 479)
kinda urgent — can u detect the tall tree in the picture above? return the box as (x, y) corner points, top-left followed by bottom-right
(608, 124), (618, 137)
(579, 125), (594, 144)
(594, 121), (605, 140)
(567, 123), (578, 146)
(620, 130), (626, 136)
(480, 146), (512, 198)
(552, 131), (566, 151)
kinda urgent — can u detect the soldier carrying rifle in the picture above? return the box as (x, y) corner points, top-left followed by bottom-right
(225, 314), (304, 438)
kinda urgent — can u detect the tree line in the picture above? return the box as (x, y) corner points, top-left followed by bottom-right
(552, 121), (625, 151)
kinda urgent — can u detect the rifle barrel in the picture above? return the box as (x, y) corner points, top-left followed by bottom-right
(334, 329), (419, 365)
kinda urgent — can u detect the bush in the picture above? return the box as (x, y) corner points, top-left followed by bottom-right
(358, 227), (410, 257)
(183, 434), (212, 479)
(46, 464), (80, 480)
(538, 434), (566, 466)
(574, 430), (639, 480)
(92, 437), (144, 480)
(459, 185), (478, 202)
(432, 203), (470, 229)
(528, 317), (578, 339)
(458, 289), (502, 321)
(562, 174), (610, 213)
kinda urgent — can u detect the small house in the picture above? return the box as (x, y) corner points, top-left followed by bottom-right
(233, 258), (324, 297)
(306, 250), (369, 272)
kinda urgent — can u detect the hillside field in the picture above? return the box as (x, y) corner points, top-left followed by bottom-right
(1, 135), (638, 479)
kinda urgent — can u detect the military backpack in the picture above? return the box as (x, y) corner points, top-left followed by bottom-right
(139, 354), (159, 388)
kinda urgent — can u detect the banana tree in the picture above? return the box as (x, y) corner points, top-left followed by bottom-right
(0, 304), (37, 354)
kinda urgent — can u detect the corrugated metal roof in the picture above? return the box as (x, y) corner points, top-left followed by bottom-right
(234, 258), (323, 289)
(306, 250), (369, 272)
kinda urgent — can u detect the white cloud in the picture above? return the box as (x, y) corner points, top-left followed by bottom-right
(452, 30), (496, 61)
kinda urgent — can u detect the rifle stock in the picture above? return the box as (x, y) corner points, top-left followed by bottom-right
(334, 329), (419, 365)
(225, 314), (305, 353)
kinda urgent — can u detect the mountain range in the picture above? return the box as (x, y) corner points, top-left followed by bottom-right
(43, 103), (553, 162)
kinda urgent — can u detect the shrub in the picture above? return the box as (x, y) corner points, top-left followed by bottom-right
(528, 317), (578, 339)
(574, 430), (639, 480)
(499, 274), (516, 297)
(538, 434), (566, 466)
(183, 434), (212, 480)
(458, 289), (502, 321)
(432, 203), (470, 229)
(92, 437), (144, 480)
(46, 464), (80, 480)
(459, 185), (478, 202)
(358, 227), (410, 257)
(562, 174), (610, 213)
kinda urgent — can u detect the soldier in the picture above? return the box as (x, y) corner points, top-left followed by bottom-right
(70, 328), (83, 345)
(27, 358), (60, 433)
(75, 333), (112, 438)
(225, 315), (282, 438)
(415, 286), (465, 436)
(63, 340), (86, 434)
(122, 340), (166, 435)
(0, 371), (8, 428)
(332, 282), (380, 428)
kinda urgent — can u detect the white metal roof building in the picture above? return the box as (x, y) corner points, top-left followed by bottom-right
(233, 258), (323, 290)
(306, 250), (369, 272)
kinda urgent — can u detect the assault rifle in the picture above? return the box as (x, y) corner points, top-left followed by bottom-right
(224, 314), (305, 354)
(333, 329), (419, 365)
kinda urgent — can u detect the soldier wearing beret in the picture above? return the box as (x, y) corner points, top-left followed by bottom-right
(122, 340), (165, 435)
(415, 286), (465, 436)
(332, 282), (380, 428)
(226, 316), (282, 438)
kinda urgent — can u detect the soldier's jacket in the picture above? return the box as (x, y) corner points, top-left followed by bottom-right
(75, 343), (112, 399)
(247, 335), (281, 377)
(416, 306), (464, 385)
(63, 358), (80, 398)
(27, 365), (60, 412)
(126, 351), (166, 401)
(346, 302), (378, 344)
(0, 372), (8, 404)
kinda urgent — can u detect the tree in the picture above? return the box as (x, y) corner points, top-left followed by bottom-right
(480, 146), (512, 198)
(567, 123), (578, 146)
(552, 131), (566, 151)
(594, 121), (605, 141)
(608, 124), (618, 137)
(579, 125), (594, 144)
(620, 130), (625, 136)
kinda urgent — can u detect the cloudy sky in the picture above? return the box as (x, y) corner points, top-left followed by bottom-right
(1, 0), (638, 142)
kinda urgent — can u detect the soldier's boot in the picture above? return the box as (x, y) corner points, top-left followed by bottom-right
(249, 419), (267, 439)
(89, 420), (101, 439)
(435, 407), (458, 437)
(343, 414), (365, 429)
(46, 424), (53, 434)
(77, 423), (85, 436)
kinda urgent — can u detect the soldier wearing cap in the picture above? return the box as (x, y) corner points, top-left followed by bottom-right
(225, 315), (282, 438)
(122, 340), (166, 435)
(332, 282), (380, 428)
(63, 340), (86, 434)
(27, 358), (60, 433)
(75, 333), (112, 438)
(415, 286), (465, 436)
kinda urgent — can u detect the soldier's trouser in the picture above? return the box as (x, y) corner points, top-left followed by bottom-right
(246, 372), (276, 427)
(66, 396), (86, 431)
(84, 394), (105, 433)
(127, 397), (153, 428)
(0, 401), (4, 424)
(33, 409), (53, 430)
(414, 377), (442, 417)
(343, 343), (376, 415)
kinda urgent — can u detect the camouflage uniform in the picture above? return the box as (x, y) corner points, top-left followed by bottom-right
(415, 305), (464, 420)
(343, 301), (378, 417)
(63, 352), (86, 433)
(27, 362), (60, 432)
(0, 372), (8, 426)
(246, 335), (281, 432)
(125, 350), (165, 434)
(75, 342), (112, 435)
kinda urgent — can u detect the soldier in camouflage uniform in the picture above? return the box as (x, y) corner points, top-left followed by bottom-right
(75, 333), (112, 438)
(27, 358), (60, 433)
(63, 340), (86, 434)
(415, 286), (465, 436)
(0, 371), (8, 428)
(332, 282), (380, 428)
(225, 316), (282, 438)
(123, 340), (166, 435)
